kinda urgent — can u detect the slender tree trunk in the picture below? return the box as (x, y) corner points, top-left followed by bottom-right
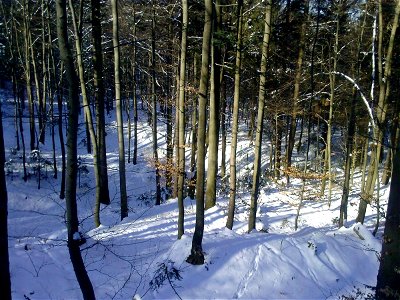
(321, 1), (341, 205)
(188, 54), (198, 199)
(357, 0), (400, 223)
(55, 60), (66, 197)
(0, 91), (11, 300)
(151, 1), (162, 206)
(186, 0), (212, 265)
(205, 0), (222, 210)
(177, 0), (188, 239)
(339, 5), (368, 227)
(248, 0), (272, 233)
(226, 0), (243, 230)
(376, 142), (400, 299)
(23, 0), (36, 151)
(69, 0), (102, 227)
(112, 0), (128, 220)
(92, 0), (110, 205)
(286, 0), (308, 185)
(55, 0), (95, 298)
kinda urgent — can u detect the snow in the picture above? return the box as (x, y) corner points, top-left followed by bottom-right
(1, 87), (385, 299)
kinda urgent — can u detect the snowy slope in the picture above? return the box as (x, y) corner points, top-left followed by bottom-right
(1, 87), (384, 299)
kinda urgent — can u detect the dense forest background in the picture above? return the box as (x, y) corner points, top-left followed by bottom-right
(0, 0), (400, 299)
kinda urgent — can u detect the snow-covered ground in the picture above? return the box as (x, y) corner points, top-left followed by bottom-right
(2, 87), (385, 299)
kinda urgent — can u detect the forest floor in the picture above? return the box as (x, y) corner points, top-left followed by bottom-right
(2, 87), (386, 299)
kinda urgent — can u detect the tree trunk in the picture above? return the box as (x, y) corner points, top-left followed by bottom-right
(357, 0), (400, 223)
(92, 0), (111, 205)
(286, 0), (308, 185)
(0, 92), (11, 300)
(151, 1), (162, 206)
(248, 0), (272, 233)
(226, 0), (243, 230)
(177, 0), (188, 239)
(376, 142), (400, 299)
(205, 0), (222, 210)
(188, 54), (198, 199)
(69, 0), (102, 227)
(55, 0), (95, 298)
(186, 0), (212, 265)
(23, 0), (36, 151)
(112, 0), (128, 220)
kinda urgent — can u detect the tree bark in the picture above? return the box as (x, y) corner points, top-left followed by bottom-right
(151, 1), (162, 206)
(177, 0), (188, 239)
(0, 89), (11, 300)
(376, 142), (400, 299)
(186, 0), (212, 265)
(248, 0), (272, 233)
(55, 0), (95, 298)
(226, 0), (243, 230)
(205, 0), (222, 210)
(92, 0), (111, 205)
(357, 0), (400, 223)
(112, 0), (128, 220)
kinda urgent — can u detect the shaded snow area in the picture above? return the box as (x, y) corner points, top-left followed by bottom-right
(2, 88), (385, 299)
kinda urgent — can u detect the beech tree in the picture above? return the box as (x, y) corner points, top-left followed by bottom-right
(55, 0), (95, 297)
(248, 0), (272, 233)
(187, 0), (212, 265)
(0, 87), (11, 300)
(112, 0), (128, 220)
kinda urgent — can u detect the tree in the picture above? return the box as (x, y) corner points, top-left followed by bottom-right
(357, 0), (400, 223)
(92, 0), (111, 206)
(55, 0), (95, 297)
(112, 0), (128, 220)
(186, 0), (212, 265)
(177, 0), (188, 239)
(285, 0), (309, 185)
(68, 0), (102, 227)
(0, 84), (11, 300)
(226, 0), (244, 230)
(205, 0), (222, 210)
(151, 0), (162, 206)
(248, 0), (272, 233)
(376, 142), (400, 299)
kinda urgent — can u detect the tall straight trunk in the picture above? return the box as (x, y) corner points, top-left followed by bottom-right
(23, 0), (36, 151)
(55, 0), (95, 298)
(205, 0), (222, 210)
(166, 22), (173, 195)
(376, 143), (400, 299)
(29, 30), (44, 147)
(112, 0), (128, 220)
(92, 0), (110, 205)
(186, 0), (212, 265)
(357, 0), (400, 223)
(177, 0), (188, 239)
(286, 0), (309, 185)
(132, 41), (138, 165)
(0, 93), (11, 300)
(226, 0), (243, 230)
(339, 6), (368, 227)
(321, 0), (341, 205)
(57, 64), (66, 199)
(151, 2), (162, 206)
(248, 0), (272, 233)
(173, 63), (180, 199)
(220, 78), (227, 179)
(69, 0), (102, 227)
(188, 54), (198, 200)
(40, 0), (48, 145)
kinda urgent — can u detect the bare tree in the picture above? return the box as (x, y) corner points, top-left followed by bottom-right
(55, 0), (95, 297)
(186, 0), (212, 265)
(248, 0), (272, 233)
